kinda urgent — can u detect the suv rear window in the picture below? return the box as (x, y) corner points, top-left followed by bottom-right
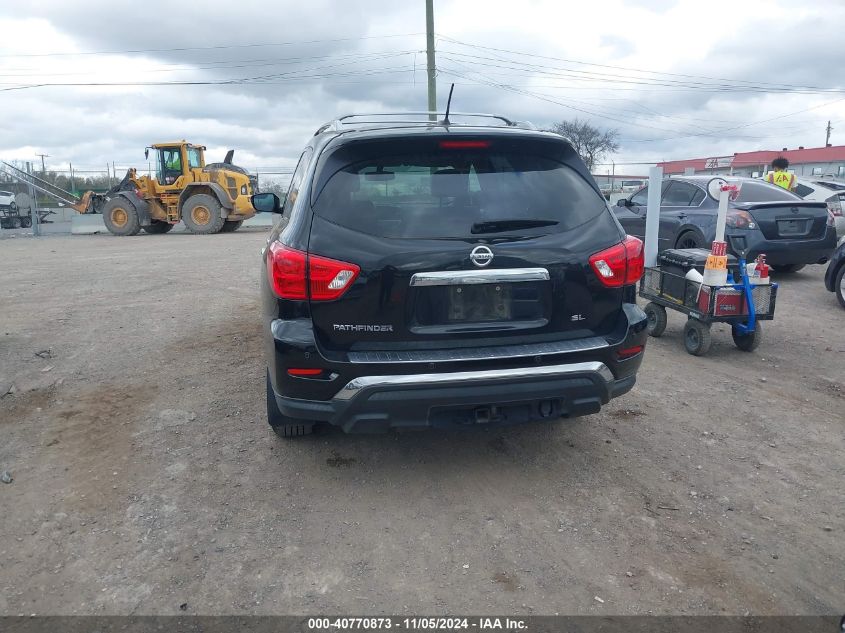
(311, 139), (605, 239)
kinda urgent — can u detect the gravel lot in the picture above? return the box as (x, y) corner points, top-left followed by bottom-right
(1, 231), (842, 616)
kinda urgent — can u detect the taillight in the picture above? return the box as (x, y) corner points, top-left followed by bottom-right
(726, 209), (757, 229)
(589, 235), (644, 288)
(309, 253), (360, 300)
(266, 242), (359, 301)
(827, 197), (843, 226)
(267, 242), (307, 299)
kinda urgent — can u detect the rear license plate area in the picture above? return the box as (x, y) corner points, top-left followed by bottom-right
(411, 282), (546, 328)
(777, 218), (809, 236)
(448, 284), (512, 322)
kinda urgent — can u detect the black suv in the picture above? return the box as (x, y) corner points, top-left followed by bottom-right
(255, 113), (648, 436)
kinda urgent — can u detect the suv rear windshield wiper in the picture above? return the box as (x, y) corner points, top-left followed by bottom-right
(471, 219), (559, 234)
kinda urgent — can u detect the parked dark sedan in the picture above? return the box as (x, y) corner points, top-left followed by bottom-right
(614, 176), (837, 273)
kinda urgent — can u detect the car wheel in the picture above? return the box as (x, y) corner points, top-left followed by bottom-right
(732, 322), (762, 352)
(771, 264), (805, 274)
(20, 216), (32, 228)
(644, 302), (668, 337)
(836, 265), (845, 309)
(675, 231), (704, 250)
(266, 371), (314, 438)
(683, 319), (712, 356)
(10, 202), (16, 211)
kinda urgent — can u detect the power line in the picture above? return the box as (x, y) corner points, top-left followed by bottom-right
(437, 35), (844, 94)
(0, 33), (424, 59)
(0, 49), (421, 78)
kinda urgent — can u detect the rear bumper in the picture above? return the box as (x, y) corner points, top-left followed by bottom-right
(266, 302), (647, 433)
(727, 227), (837, 266)
(274, 361), (636, 433)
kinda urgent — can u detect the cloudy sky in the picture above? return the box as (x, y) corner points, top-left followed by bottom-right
(1, 0), (844, 180)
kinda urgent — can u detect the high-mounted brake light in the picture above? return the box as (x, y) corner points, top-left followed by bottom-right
(589, 235), (644, 288)
(267, 242), (360, 301)
(439, 140), (490, 149)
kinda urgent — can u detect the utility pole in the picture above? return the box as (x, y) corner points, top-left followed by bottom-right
(425, 0), (436, 120)
(36, 153), (49, 175)
(26, 162), (40, 237)
(825, 120), (833, 146)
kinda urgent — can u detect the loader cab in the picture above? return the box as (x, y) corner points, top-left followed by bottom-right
(154, 146), (184, 186)
(150, 143), (205, 186)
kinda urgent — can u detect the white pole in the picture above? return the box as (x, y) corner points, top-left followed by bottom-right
(715, 187), (730, 244)
(644, 165), (663, 266)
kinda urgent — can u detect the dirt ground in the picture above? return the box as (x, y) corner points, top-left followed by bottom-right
(0, 231), (842, 616)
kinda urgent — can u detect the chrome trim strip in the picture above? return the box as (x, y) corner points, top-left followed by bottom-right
(347, 336), (608, 363)
(410, 268), (550, 287)
(333, 361), (614, 401)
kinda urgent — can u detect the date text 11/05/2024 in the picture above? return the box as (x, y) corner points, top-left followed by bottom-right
(306, 617), (527, 630)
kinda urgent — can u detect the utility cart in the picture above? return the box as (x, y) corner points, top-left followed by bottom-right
(639, 248), (778, 356)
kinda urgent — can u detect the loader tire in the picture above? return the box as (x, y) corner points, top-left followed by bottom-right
(219, 220), (243, 233)
(102, 197), (141, 236)
(182, 194), (225, 235)
(143, 221), (174, 234)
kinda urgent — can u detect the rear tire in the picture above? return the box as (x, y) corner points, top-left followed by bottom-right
(219, 220), (243, 233)
(675, 231), (704, 250)
(644, 302), (668, 337)
(143, 221), (174, 234)
(102, 197), (141, 236)
(771, 264), (805, 274)
(20, 216), (32, 228)
(182, 194), (225, 234)
(683, 319), (712, 356)
(835, 265), (845, 309)
(266, 371), (313, 438)
(732, 322), (762, 352)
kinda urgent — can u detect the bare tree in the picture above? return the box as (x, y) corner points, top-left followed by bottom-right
(547, 119), (619, 172)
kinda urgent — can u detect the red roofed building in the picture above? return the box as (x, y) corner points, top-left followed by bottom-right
(658, 144), (845, 179)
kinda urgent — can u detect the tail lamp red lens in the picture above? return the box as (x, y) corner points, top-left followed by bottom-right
(439, 140), (490, 149)
(617, 345), (644, 360)
(827, 198), (842, 226)
(726, 210), (757, 229)
(589, 235), (644, 288)
(287, 368), (325, 377)
(267, 242), (360, 301)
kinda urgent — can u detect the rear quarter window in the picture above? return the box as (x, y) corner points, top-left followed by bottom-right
(734, 182), (800, 202)
(311, 138), (607, 239)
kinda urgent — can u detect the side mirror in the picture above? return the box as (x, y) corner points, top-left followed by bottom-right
(616, 198), (630, 207)
(251, 192), (283, 214)
(144, 148), (149, 159)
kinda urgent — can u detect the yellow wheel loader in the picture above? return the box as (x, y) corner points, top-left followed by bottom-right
(76, 141), (257, 235)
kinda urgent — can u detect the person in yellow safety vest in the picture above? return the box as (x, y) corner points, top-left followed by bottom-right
(765, 156), (796, 191)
